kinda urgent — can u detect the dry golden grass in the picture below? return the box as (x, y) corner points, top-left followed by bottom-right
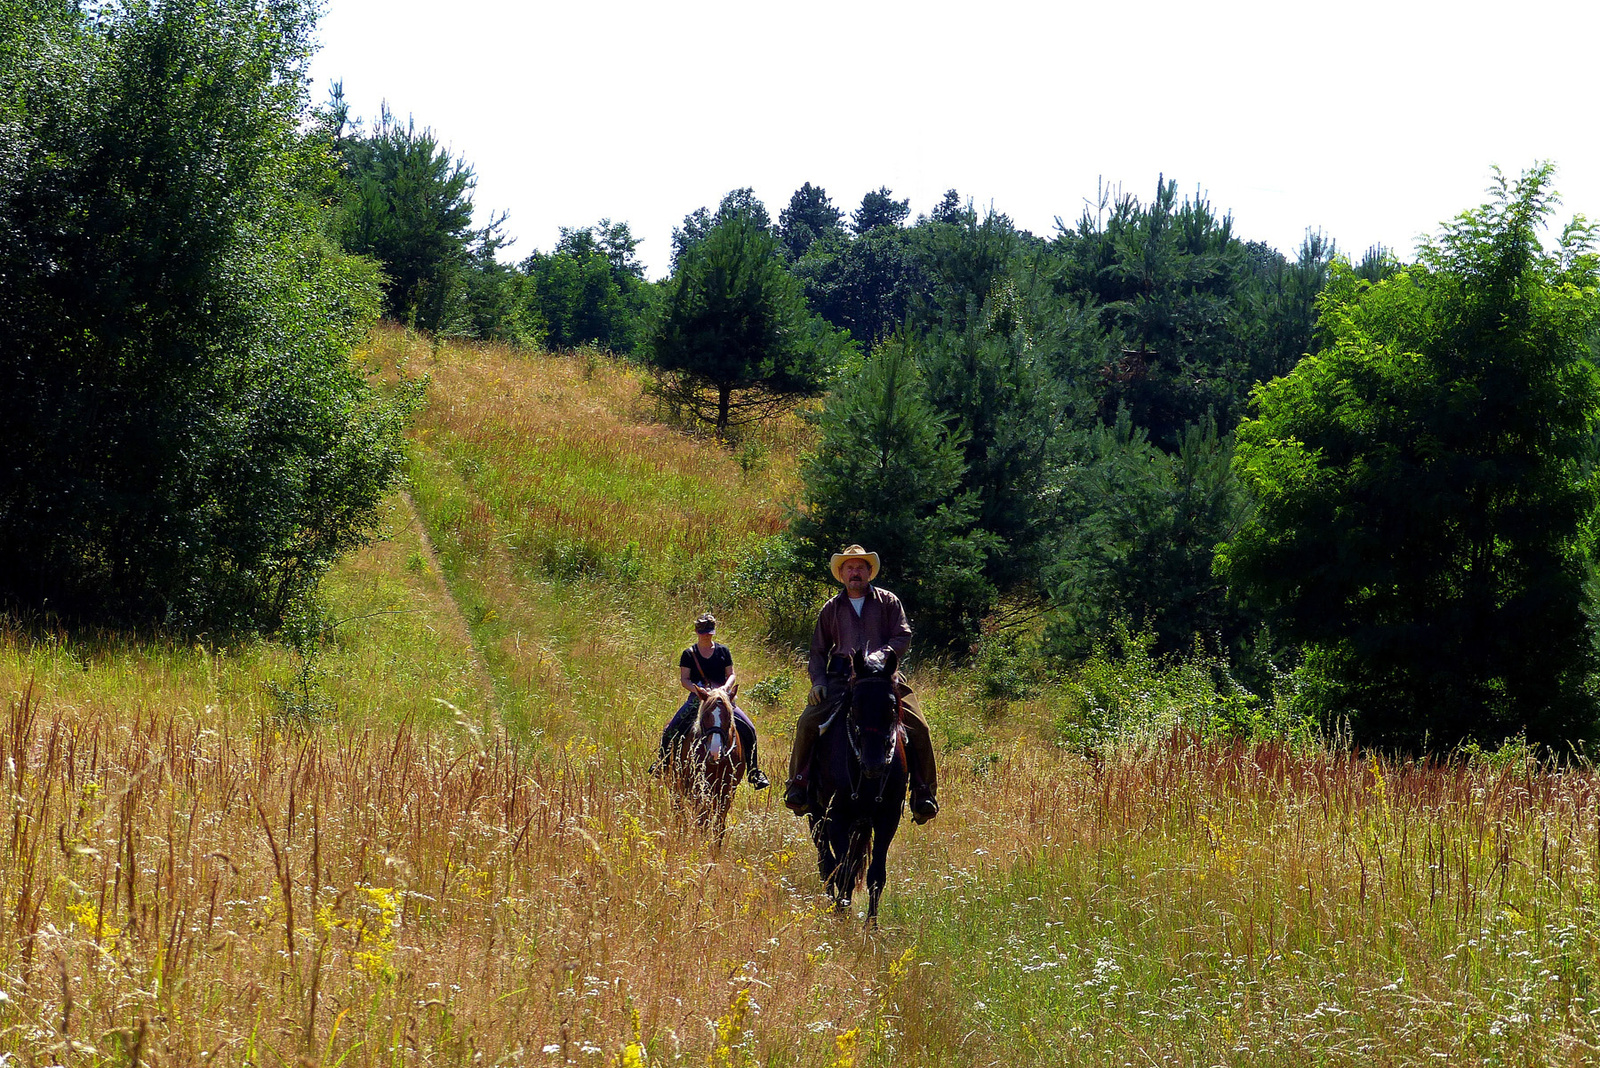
(381, 328), (805, 585)
(0, 673), (1049, 1065)
(8, 677), (1600, 1066)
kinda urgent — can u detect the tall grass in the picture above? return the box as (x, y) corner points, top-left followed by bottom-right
(372, 327), (825, 756)
(883, 737), (1600, 1064)
(0, 684), (903, 1064)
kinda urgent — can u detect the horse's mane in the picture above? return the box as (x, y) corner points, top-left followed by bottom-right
(700, 685), (736, 715)
(857, 651), (893, 676)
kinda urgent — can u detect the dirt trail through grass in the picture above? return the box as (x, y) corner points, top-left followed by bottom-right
(397, 487), (499, 713)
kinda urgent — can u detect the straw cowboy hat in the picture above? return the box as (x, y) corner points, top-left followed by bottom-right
(829, 544), (880, 583)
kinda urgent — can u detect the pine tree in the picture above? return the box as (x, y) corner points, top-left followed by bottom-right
(1049, 413), (1253, 659)
(777, 182), (844, 261)
(649, 216), (846, 434)
(916, 279), (1075, 594)
(335, 105), (482, 331)
(670, 188), (772, 271)
(791, 342), (993, 647)
(852, 187), (911, 235)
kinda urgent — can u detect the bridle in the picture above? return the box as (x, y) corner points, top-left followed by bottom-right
(844, 673), (905, 803)
(695, 689), (739, 761)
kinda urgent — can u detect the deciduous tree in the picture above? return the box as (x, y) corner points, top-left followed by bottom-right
(792, 226), (930, 346)
(1217, 166), (1600, 749)
(0, 0), (411, 632)
(522, 220), (654, 352)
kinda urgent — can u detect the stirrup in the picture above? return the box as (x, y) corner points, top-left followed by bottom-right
(783, 781), (809, 814)
(748, 768), (770, 790)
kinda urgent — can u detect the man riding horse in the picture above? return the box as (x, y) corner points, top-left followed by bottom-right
(784, 545), (939, 823)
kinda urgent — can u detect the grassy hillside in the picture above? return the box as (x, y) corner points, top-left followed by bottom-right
(4, 328), (1600, 1066)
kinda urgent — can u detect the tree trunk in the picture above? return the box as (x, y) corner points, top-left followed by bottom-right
(716, 385), (732, 436)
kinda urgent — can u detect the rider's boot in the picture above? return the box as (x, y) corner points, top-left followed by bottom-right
(744, 735), (770, 790)
(901, 696), (939, 823)
(784, 694), (828, 814)
(783, 773), (809, 814)
(652, 700), (699, 777)
(909, 775), (939, 824)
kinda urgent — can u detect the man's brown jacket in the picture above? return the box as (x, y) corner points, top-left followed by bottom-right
(807, 584), (911, 688)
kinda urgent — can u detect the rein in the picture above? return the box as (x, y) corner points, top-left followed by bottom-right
(695, 690), (740, 762)
(687, 645), (739, 760)
(844, 678), (905, 804)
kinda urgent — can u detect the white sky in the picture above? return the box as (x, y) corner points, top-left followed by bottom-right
(308, 0), (1600, 281)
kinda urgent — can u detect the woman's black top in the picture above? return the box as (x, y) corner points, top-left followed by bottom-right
(680, 642), (733, 687)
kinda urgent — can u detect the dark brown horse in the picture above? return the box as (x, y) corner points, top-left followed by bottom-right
(670, 683), (745, 843)
(805, 650), (907, 924)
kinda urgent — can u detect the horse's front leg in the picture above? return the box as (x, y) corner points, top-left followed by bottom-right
(808, 811), (831, 881)
(810, 808), (849, 908)
(830, 818), (860, 912)
(834, 821), (876, 914)
(864, 806), (902, 926)
(711, 774), (735, 849)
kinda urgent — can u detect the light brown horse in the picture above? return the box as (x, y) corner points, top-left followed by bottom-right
(670, 683), (745, 844)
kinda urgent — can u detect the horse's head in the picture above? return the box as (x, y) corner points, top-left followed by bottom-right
(695, 684), (738, 760)
(847, 649), (901, 779)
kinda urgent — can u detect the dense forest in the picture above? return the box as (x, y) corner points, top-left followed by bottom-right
(5, 0), (1600, 754)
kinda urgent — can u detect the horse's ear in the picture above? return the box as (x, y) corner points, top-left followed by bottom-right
(883, 649), (898, 677)
(728, 681), (738, 699)
(852, 649), (867, 677)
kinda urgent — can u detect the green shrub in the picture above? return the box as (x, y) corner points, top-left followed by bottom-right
(969, 624), (1044, 710)
(529, 536), (644, 584)
(746, 673), (793, 708)
(1058, 622), (1308, 748)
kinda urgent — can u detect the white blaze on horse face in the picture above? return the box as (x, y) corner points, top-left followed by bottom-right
(704, 702), (724, 758)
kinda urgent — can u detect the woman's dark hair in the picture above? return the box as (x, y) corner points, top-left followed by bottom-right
(694, 613), (717, 634)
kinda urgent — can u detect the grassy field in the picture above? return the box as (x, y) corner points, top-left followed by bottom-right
(4, 327), (1600, 1066)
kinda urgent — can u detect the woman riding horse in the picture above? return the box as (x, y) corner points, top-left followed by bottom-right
(650, 614), (770, 789)
(671, 681), (745, 842)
